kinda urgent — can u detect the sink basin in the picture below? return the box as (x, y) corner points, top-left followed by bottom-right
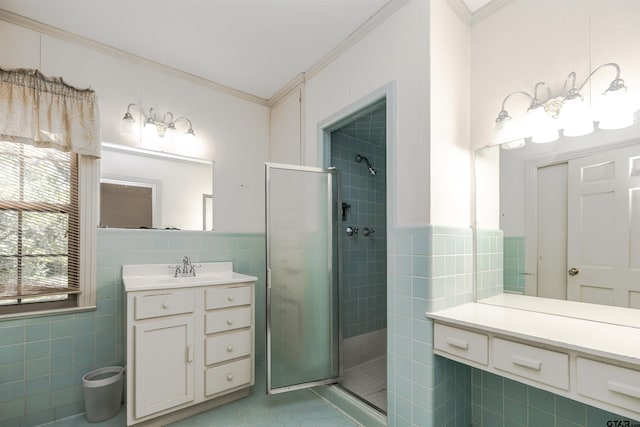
(122, 261), (257, 292)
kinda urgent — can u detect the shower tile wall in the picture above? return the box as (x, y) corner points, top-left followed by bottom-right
(0, 229), (265, 426)
(331, 106), (387, 339)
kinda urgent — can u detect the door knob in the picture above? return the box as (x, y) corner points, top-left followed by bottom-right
(568, 267), (580, 276)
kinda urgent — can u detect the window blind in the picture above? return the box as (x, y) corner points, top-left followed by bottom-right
(0, 140), (80, 307)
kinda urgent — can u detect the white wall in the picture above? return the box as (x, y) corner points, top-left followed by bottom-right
(471, 0), (640, 234)
(429, 0), (471, 227)
(0, 19), (270, 232)
(269, 85), (303, 164)
(302, 0), (431, 227)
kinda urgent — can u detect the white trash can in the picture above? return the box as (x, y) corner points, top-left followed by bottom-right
(82, 366), (124, 423)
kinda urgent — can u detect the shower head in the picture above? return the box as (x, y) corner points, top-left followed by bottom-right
(355, 154), (376, 176)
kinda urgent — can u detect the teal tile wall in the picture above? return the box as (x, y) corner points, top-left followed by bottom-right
(476, 229), (504, 300)
(331, 106), (387, 339)
(388, 225), (472, 427)
(471, 368), (640, 426)
(503, 237), (525, 294)
(0, 229), (265, 426)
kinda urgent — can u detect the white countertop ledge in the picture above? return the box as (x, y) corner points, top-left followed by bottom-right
(426, 300), (640, 367)
(122, 261), (257, 292)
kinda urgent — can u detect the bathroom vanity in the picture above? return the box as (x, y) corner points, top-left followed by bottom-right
(123, 261), (257, 426)
(427, 295), (640, 421)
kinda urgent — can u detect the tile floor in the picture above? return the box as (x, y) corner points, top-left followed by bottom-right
(341, 356), (387, 412)
(43, 364), (362, 427)
(341, 329), (387, 413)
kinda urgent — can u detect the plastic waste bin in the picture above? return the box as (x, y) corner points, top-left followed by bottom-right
(82, 366), (124, 423)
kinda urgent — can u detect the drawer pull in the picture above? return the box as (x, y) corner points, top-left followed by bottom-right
(606, 380), (640, 399)
(446, 337), (469, 350)
(511, 355), (542, 371)
(186, 346), (193, 363)
(226, 345), (234, 352)
(227, 319), (234, 326)
(226, 374), (234, 381)
(162, 302), (171, 309)
(228, 295), (235, 302)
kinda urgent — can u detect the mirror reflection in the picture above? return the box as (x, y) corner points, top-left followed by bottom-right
(100, 142), (214, 231)
(475, 134), (640, 310)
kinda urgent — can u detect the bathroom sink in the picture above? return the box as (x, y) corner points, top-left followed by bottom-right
(122, 261), (257, 292)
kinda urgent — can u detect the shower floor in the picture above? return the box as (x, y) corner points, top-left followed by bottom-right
(341, 328), (387, 412)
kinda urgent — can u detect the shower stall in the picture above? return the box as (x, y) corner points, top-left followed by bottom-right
(265, 101), (387, 414)
(330, 104), (387, 412)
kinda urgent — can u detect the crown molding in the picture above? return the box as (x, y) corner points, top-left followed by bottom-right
(268, 72), (306, 108)
(267, 0), (409, 107)
(446, 0), (473, 24)
(0, 8), (269, 106)
(471, 0), (513, 24)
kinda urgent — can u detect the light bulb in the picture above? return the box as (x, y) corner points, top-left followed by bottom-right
(559, 97), (594, 137)
(527, 107), (559, 143)
(597, 88), (634, 130)
(120, 113), (137, 136)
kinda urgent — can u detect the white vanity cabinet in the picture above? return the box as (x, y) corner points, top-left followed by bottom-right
(428, 298), (640, 422)
(123, 262), (256, 427)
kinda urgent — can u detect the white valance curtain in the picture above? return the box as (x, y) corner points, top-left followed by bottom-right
(0, 68), (101, 157)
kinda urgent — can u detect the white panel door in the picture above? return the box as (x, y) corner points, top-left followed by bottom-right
(567, 144), (640, 308)
(537, 163), (568, 300)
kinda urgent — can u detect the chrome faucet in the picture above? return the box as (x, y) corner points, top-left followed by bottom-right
(182, 256), (191, 274)
(169, 256), (200, 277)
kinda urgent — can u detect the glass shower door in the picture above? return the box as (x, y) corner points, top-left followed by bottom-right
(265, 163), (342, 394)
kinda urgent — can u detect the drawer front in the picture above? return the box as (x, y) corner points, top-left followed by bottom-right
(205, 358), (252, 396)
(206, 307), (252, 334)
(206, 285), (252, 310)
(577, 357), (640, 412)
(135, 291), (195, 320)
(434, 323), (488, 365)
(493, 338), (569, 390)
(206, 330), (252, 365)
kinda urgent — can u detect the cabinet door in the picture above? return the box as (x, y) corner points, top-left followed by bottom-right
(134, 316), (194, 419)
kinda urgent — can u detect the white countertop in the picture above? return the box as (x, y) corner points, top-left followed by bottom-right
(122, 261), (257, 292)
(427, 299), (640, 367)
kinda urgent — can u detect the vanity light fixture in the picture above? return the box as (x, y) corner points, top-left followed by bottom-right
(120, 103), (196, 141)
(493, 62), (635, 149)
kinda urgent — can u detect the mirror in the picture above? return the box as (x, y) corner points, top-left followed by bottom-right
(100, 142), (214, 230)
(475, 132), (640, 312)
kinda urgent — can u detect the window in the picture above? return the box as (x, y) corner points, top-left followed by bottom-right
(0, 140), (96, 315)
(0, 67), (99, 317)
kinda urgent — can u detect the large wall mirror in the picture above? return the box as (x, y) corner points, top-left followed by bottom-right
(475, 129), (640, 317)
(100, 142), (214, 230)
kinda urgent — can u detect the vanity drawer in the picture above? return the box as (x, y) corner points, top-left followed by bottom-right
(206, 330), (252, 365)
(577, 357), (640, 411)
(135, 291), (195, 320)
(493, 338), (569, 390)
(205, 358), (252, 396)
(434, 323), (488, 365)
(206, 285), (252, 310)
(205, 307), (251, 334)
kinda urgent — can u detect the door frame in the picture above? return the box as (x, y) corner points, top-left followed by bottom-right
(523, 138), (640, 296)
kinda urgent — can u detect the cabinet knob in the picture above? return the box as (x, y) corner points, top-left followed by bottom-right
(226, 374), (234, 381)
(228, 295), (235, 302)
(227, 319), (234, 326)
(226, 345), (234, 352)
(162, 302), (170, 309)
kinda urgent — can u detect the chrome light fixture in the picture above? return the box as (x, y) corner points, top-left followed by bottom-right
(492, 62), (635, 149)
(120, 103), (196, 141)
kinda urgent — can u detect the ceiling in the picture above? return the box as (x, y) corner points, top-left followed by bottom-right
(0, 0), (492, 101)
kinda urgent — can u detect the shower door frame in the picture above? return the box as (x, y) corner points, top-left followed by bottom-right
(265, 162), (343, 395)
